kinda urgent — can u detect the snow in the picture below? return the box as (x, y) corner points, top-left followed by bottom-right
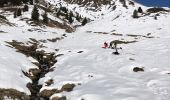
(0, 0), (170, 100)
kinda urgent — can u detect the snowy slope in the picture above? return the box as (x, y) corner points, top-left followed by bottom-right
(38, 4), (170, 100)
(0, 1), (170, 100)
(39, 18), (170, 100)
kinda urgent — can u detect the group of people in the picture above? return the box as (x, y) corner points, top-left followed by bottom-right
(103, 41), (121, 55)
(103, 41), (117, 49)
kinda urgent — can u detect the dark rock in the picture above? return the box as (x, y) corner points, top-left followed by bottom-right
(133, 67), (144, 72)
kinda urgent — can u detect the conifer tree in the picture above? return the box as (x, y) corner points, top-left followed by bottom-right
(17, 8), (22, 16)
(42, 11), (49, 24)
(76, 14), (80, 22)
(82, 17), (87, 26)
(23, 4), (29, 12)
(56, 8), (60, 17)
(68, 14), (73, 23)
(31, 5), (39, 21)
(29, 0), (34, 5)
(14, 11), (17, 18)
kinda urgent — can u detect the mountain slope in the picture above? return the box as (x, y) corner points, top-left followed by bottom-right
(0, 0), (170, 100)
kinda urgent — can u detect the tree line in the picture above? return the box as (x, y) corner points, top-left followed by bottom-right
(0, 0), (35, 6)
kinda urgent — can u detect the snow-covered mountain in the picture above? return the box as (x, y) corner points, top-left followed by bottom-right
(46, 0), (143, 19)
(0, 0), (170, 100)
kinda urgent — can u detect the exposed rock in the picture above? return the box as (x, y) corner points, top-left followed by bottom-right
(61, 83), (76, 92)
(77, 51), (83, 53)
(40, 89), (60, 98)
(52, 96), (67, 100)
(133, 67), (144, 72)
(45, 79), (54, 86)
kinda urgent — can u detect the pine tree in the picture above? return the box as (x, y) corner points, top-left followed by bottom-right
(56, 9), (60, 17)
(29, 0), (34, 5)
(11, 0), (22, 5)
(82, 17), (87, 26)
(68, 14), (73, 23)
(14, 11), (17, 18)
(76, 14), (80, 22)
(23, 4), (29, 12)
(22, 0), (29, 4)
(133, 9), (138, 18)
(42, 11), (49, 24)
(17, 8), (22, 16)
(138, 7), (143, 13)
(31, 5), (39, 21)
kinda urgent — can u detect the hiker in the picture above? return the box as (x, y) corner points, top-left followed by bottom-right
(103, 42), (108, 48)
(112, 42), (120, 55)
(114, 42), (117, 49)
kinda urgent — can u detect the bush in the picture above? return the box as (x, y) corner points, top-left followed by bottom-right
(31, 5), (39, 21)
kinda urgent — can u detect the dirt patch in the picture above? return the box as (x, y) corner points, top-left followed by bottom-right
(51, 96), (67, 100)
(94, 32), (109, 34)
(0, 88), (29, 100)
(47, 37), (62, 42)
(111, 33), (123, 36)
(126, 34), (155, 38)
(110, 40), (137, 44)
(39, 83), (76, 98)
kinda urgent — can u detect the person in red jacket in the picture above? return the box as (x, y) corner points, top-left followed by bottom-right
(103, 42), (108, 48)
